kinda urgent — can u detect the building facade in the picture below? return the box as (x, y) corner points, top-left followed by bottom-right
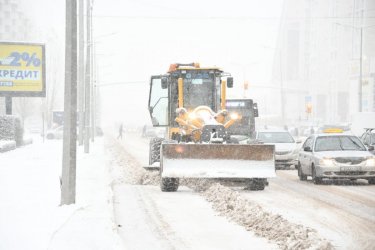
(273, 0), (375, 126)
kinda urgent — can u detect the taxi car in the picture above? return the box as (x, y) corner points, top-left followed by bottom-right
(297, 129), (375, 184)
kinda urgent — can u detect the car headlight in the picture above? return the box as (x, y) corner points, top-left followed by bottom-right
(366, 157), (375, 167)
(319, 158), (335, 167)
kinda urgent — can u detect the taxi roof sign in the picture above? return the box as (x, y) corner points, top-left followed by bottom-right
(323, 128), (344, 133)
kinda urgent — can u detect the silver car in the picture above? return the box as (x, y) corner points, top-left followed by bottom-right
(297, 133), (375, 184)
(256, 130), (301, 169)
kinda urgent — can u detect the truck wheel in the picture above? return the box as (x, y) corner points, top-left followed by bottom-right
(160, 177), (179, 192)
(312, 165), (323, 185)
(149, 137), (164, 165)
(297, 162), (307, 181)
(246, 178), (266, 191)
(368, 178), (375, 185)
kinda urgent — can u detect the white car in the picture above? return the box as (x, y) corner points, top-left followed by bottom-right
(297, 133), (375, 184)
(256, 130), (301, 169)
(46, 126), (64, 139)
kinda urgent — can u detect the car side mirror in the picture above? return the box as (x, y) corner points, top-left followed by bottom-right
(368, 145), (374, 151)
(304, 146), (311, 152)
(227, 77), (233, 88)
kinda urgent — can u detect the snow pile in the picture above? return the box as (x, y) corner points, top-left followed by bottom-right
(204, 184), (334, 250)
(0, 140), (16, 152)
(106, 138), (160, 186)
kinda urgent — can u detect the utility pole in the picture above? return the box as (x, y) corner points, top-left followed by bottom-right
(84, 0), (91, 153)
(61, 0), (78, 205)
(5, 96), (12, 115)
(78, 0), (85, 145)
(358, 27), (363, 112)
(90, 7), (95, 142)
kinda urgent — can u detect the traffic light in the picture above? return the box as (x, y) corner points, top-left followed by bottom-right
(243, 81), (249, 90)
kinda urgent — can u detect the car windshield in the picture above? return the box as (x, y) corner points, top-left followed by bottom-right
(257, 132), (295, 143)
(315, 136), (366, 151)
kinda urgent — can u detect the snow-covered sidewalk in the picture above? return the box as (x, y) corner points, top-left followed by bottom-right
(0, 137), (121, 250)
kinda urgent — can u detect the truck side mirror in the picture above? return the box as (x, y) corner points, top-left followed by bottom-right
(227, 77), (233, 88)
(161, 77), (168, 89)
(304, 146), (311, 152)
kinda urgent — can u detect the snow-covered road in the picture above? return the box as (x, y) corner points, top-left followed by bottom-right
(109, 133), (277, 249)
(113, 132), (375, 250)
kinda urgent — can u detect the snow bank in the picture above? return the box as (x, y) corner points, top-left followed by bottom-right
(0, 140), (16, 152)
(203, 184), (334, 250)
(105, 137), (160, 186)
(0, 137), (122, 250)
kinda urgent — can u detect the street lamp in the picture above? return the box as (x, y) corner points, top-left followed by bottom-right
(335, 23), (375, 112)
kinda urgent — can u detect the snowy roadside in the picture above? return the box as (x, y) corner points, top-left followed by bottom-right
(0, 136), (122, 250)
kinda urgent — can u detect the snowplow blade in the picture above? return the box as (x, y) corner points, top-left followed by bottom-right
(161, 143), (275, 178)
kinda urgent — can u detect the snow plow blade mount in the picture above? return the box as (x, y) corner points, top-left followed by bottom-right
(161, 144), (275, 178)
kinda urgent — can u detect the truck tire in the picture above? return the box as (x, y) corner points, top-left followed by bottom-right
(149, 137), (164, 165)
(160, 177), (179, 192)
(246, 178), (266, 191)
(297, 162), (307, 181)
(368, 178), (375, 185)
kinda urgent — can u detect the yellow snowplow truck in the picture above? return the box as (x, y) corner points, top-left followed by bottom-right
(147, 63), (275, 191)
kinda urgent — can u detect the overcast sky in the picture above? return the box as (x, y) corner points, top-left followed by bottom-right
(23, 0), (284, 127)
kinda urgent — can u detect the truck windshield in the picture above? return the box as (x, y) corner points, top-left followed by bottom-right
(315, 136), (366, 151)
(183, 72), (216, 109)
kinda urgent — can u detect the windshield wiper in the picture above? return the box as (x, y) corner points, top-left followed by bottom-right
(346, 137), (364, 151)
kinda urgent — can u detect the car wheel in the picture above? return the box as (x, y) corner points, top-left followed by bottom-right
(312, 165), (323, 185)
(368, 178), (375, 185)
(297, 162), (307, 181)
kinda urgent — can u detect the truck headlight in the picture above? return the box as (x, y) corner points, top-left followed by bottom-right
(366, 157), (375, 167)
(230, 112), (239, 120)
(319, 158), (335, 167)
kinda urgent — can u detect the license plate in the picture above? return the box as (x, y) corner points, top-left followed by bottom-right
(340, 166), (360, 172)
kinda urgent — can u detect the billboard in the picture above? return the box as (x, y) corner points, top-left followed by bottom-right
(0, 42), (45, 97)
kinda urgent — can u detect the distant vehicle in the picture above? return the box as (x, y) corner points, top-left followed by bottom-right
(95, 127), (104, 137)
(225, 99), (258, 143)
(297, 130), (375, 185)
(256, 129), (301, 169)
(360, 128), (375, 154)
(46, 126), (64, 139)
